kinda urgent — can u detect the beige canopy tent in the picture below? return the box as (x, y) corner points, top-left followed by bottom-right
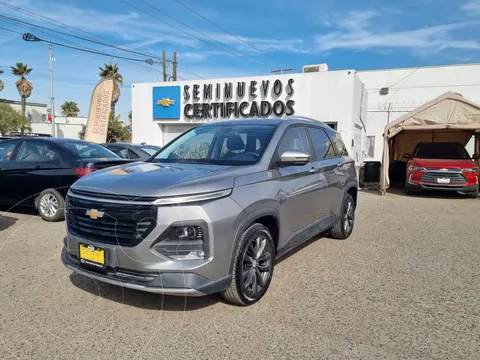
(380, 92), (480, 194)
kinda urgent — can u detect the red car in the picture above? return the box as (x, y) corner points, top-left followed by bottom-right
(405, 142), (479, 197)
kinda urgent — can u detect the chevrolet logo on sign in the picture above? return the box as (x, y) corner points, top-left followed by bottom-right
(157, 98), (175, 107)
(85, 209), (104, 220)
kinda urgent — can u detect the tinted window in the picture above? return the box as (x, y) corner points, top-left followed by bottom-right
(128, 149), (140, 159)
(139, 146), (161, 155)
(0, 140), (20, 161)
(415, 142), (470, 159)
(62, 142), (119, 159)
(307, 127), (335, 159)
(152, 124), (277, 165)
(331, 132), (348, 156)
(276, 126), (311, 156)
(16, 141), (60, 162)
(107, 146), (128, 158)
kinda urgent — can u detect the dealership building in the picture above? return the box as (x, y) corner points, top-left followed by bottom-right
(131, 62), (480, 165)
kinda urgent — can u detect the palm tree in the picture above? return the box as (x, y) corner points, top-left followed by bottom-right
(10, 62), (33, 118)
(0, 67), (4, 92)
(99, 63), (123, 118)
(61, 101), (80, 117)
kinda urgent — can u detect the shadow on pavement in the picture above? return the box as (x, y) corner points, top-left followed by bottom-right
(0, 213), (19, 231)
(69, 273), (222, 311)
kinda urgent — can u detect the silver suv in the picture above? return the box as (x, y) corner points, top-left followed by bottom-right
(62, 118), (358, 305)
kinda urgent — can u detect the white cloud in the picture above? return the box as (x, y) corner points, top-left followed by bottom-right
(461, 0), (480, 14)
(315, 11), (480, 53)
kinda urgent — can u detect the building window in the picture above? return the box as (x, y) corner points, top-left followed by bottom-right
(366, 136), (375, 158)
(325, 122), (337, 130)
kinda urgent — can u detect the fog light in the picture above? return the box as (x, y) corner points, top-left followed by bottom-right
(152, 225), (206, 261)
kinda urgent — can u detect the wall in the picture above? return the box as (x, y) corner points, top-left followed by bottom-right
(358, 63), (480, 161)
(29, 116), (87, 139)
(132, 70), (367, 163)
(1, 99), (48, 123)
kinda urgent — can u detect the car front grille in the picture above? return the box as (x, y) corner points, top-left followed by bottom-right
(67, 196), (157, 246)
(424, 167), (463, 172)
(420, 172), (467, 185)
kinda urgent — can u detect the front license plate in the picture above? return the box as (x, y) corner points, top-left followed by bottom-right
(436, 177), (451, 184)
(79, 243), (105, 269)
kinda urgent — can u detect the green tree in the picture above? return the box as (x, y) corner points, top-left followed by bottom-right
(98, 63), (123, 118)
(61, 101), (80, 117)
(125, 110), (132, 132)
(0, 67), (4, 92)
(78, 113), (131, 142)
(0, 103), (31, 135)
(10, 63), (33, 119)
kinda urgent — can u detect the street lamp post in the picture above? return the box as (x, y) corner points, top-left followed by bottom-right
(49, 44), (55, 137)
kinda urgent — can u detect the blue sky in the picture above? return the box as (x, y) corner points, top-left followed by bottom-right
(1, 0), (480, 122)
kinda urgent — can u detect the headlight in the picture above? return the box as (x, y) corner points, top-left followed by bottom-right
(152, 224), (207, 261)
(408, 165), (425, 171)
(463, 167), (479, 173)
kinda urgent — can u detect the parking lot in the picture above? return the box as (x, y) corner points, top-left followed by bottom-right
(0, 191), (479, 360)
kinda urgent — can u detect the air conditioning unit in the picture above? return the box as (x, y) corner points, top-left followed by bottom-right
(303, 63), (328, 73)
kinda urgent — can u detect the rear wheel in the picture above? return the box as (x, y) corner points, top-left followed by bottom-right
(37, 189), (65, 222)
(329, 193), (355, 240)
(221, 223), (275, 306)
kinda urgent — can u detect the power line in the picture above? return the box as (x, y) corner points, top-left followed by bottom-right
(0, 25), (22, 35)
(119, 0), (268, 69)
(171, 0), (294, 70)
(0, 1), (206, 79)
(368, 67), (419, 95)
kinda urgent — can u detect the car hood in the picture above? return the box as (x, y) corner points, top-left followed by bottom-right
(71, 161), (240, 198)
(412, 158), (477, 168)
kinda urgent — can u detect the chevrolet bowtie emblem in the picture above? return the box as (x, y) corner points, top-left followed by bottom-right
(85, 209), (104, 219)
(157, 98), (175, 107)
(439, 168), (448, 172)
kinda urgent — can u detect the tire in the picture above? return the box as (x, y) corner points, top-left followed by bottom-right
(329, 193), (355, 240)
(221, 223), (275, 306)
(36, 189), (65, 222)
(466, 189), (479, 198)
(405, 183), (415, 196)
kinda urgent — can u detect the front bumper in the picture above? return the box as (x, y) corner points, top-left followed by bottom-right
(61, 247), (231, 296)
(62, 193), (245, 296)
(407, 171), (478, 193)
(407, 182), (478, 193)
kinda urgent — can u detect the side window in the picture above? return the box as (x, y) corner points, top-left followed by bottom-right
(15, 141), (60, 163)
(332, 133), (349, 156)
(128, 149), (140, 159)
(108, 146), (128, 158)
(307, 127), (335, 159)
(0, 140), (20, 161)
(276, 126), (311, 157)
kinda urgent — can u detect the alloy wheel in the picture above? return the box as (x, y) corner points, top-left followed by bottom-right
(343, 198), (354, 234)
(241, 235), (273, 299)
(39, 194), (58, 218)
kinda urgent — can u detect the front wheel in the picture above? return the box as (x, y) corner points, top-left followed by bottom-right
(37, 189), (65, 222)
(329, 193), (355, 240)
(221, 223), (275, 306)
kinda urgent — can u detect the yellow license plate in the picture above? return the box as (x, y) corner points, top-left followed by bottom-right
(79, 243), (105, 268)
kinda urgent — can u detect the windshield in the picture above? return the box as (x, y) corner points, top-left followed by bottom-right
(414, 142), (471, 160)
(150, 124), (277, 165)
(62, 142), (119, 159)
(140, 146), (161, 155)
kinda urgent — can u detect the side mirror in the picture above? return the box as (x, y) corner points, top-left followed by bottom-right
(403, 153), (412, 159)
(472, 153), (480, 160)
(278, 151), (311, 166)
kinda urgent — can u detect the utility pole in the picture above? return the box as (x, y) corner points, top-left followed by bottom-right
(172, 51), (177, 81)
(162, 50), (167, 82)
(49, 44), (55, 137)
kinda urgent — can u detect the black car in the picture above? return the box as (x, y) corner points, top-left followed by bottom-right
(0, 137), (130, 221)
(102, 142), (162, 161)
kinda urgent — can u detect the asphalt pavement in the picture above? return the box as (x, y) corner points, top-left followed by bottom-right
(0, 190), (479, 360)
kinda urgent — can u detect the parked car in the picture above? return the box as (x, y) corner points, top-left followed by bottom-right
(0, 137), (131, 221)
(101, 142), (162, 161)
(404, 141), (480, 197)
(62, 118), (358, 305)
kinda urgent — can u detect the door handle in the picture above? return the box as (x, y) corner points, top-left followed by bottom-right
(309, 167), (316, 173)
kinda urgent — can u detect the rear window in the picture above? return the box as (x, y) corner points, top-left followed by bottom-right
(62, 142), (119, 159)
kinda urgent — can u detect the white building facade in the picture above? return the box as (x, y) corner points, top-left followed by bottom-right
(132, 70), (368, 165)
(357, 63), (480, 161)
